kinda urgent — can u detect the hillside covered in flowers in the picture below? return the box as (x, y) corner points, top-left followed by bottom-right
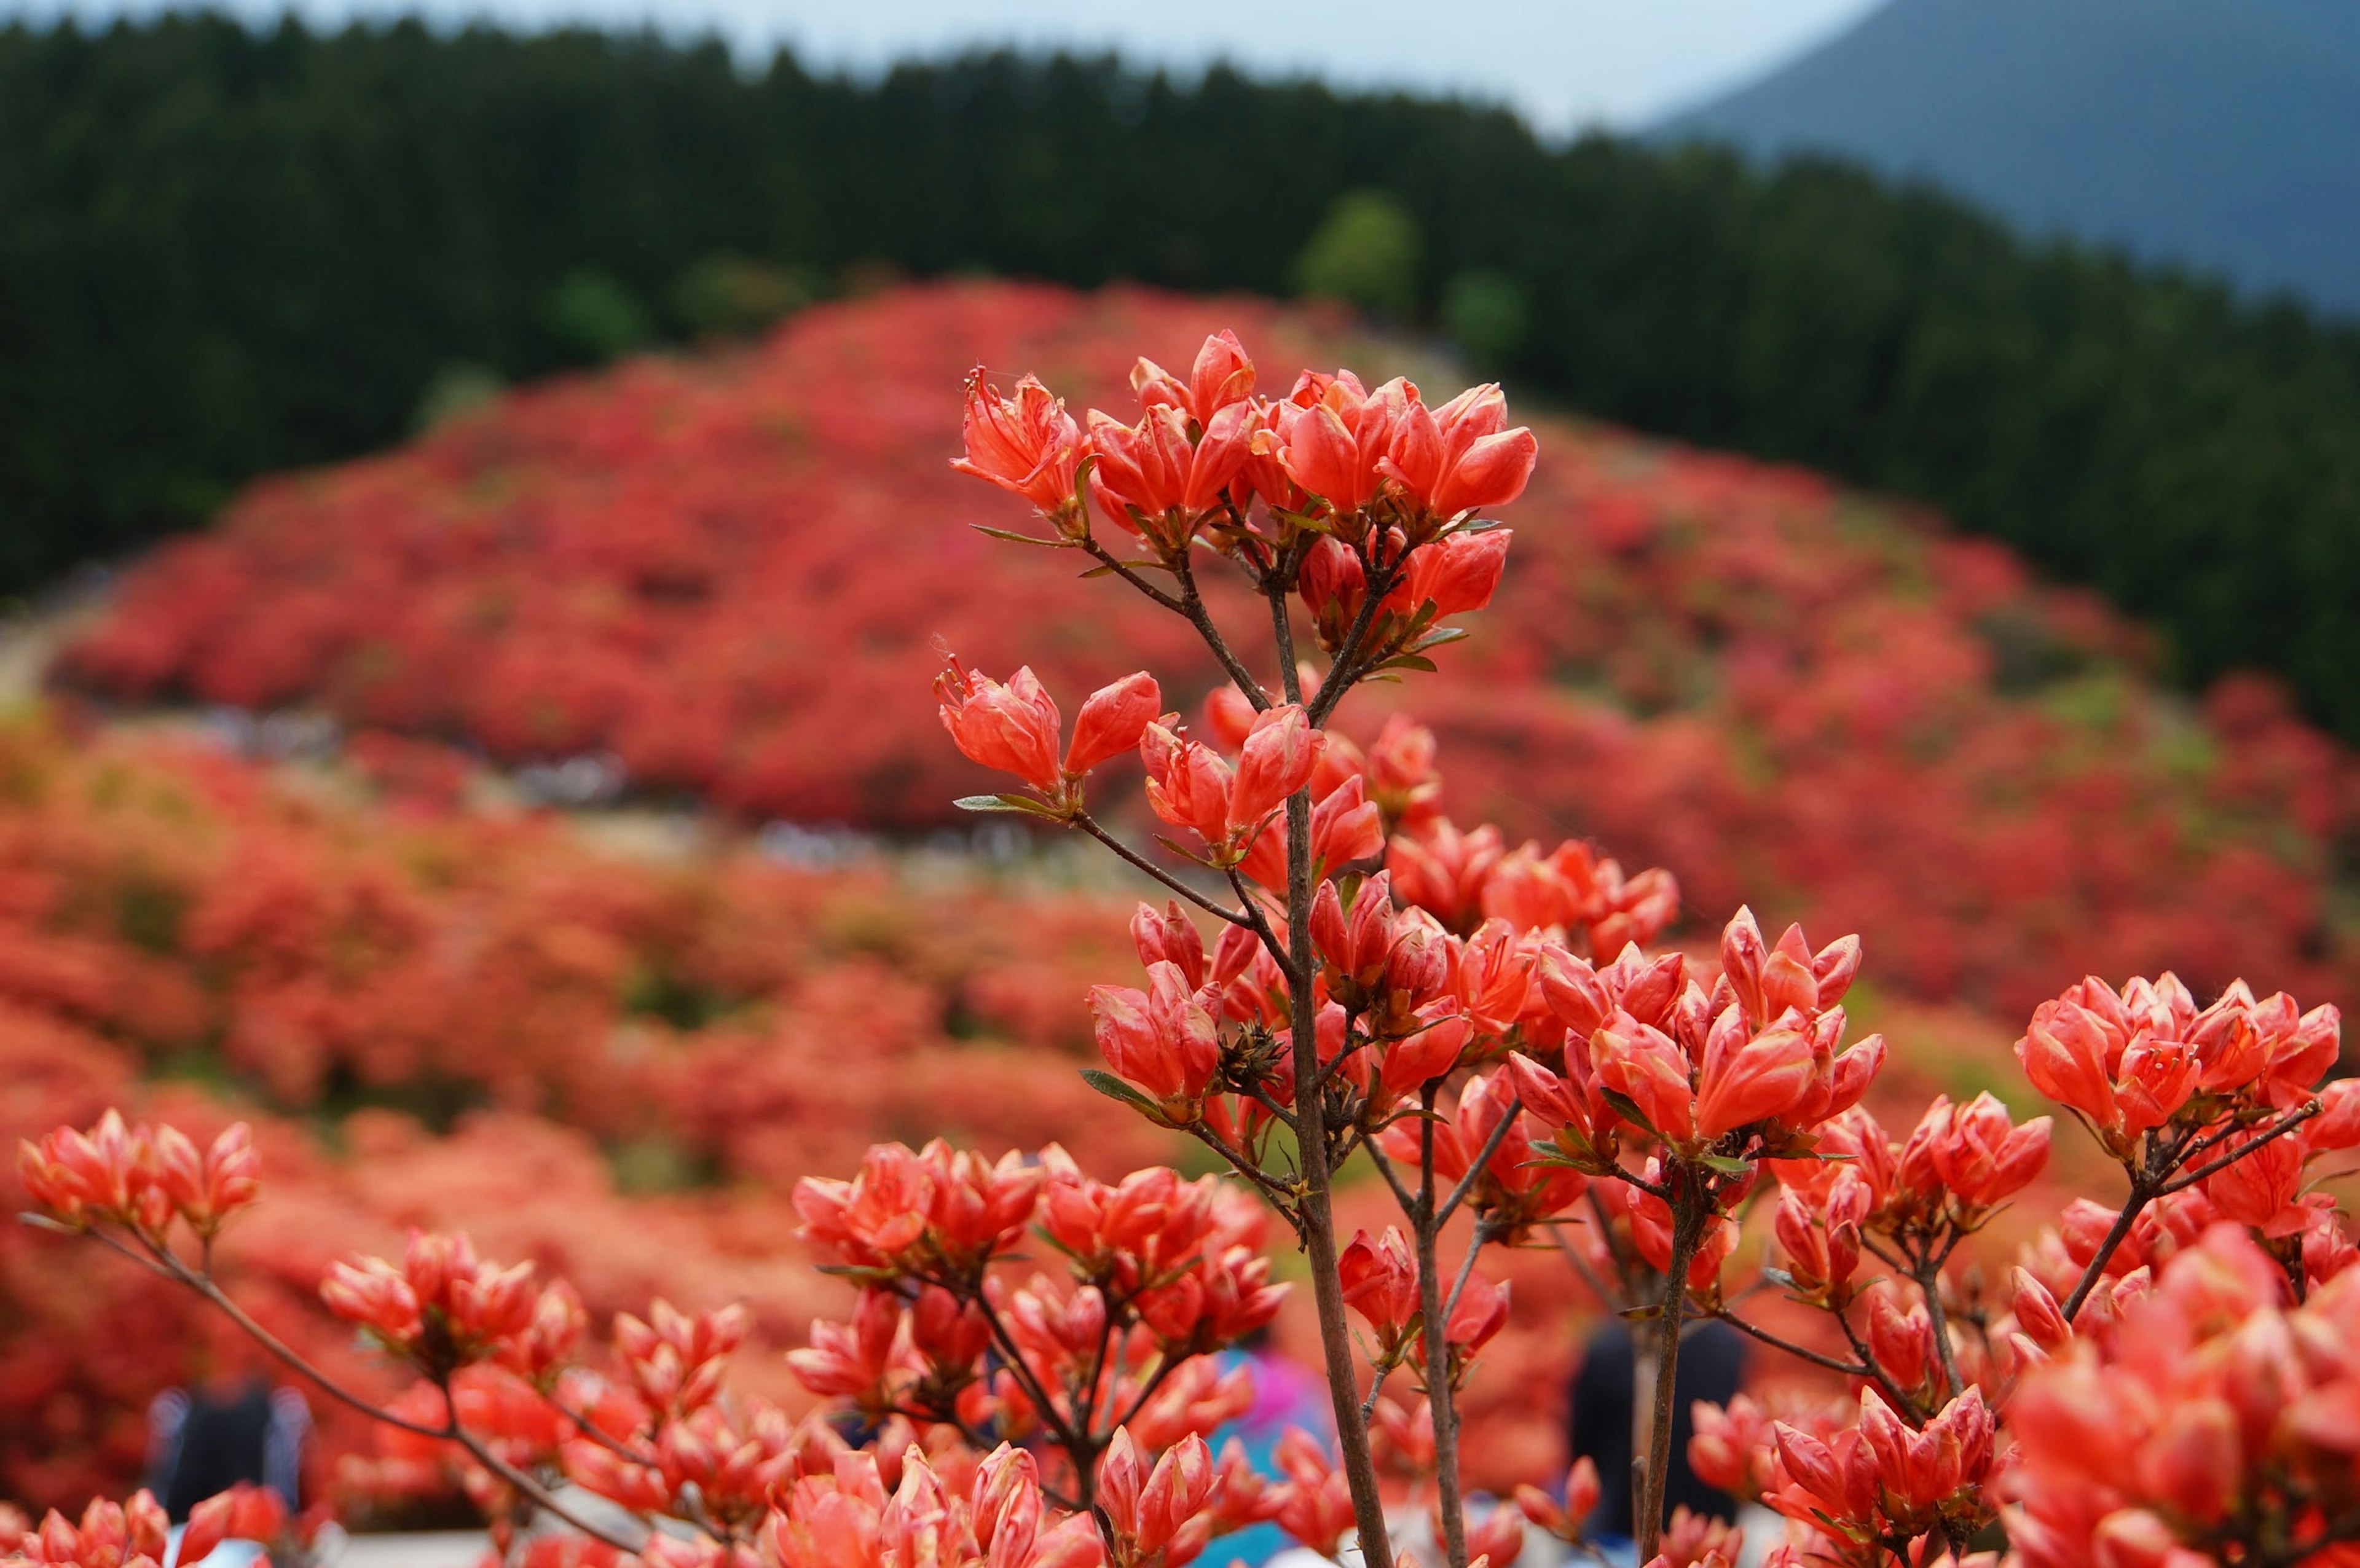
(63, 283), (2360, 1022)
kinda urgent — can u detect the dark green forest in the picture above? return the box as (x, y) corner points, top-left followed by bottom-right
(7, 14), (2360, 737)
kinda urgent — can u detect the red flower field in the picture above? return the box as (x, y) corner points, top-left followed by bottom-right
(61, 282), (2359, 1021)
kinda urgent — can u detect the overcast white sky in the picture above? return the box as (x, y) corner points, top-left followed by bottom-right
(14, 0), (1885, 131)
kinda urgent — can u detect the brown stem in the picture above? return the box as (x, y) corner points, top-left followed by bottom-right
(1715, 1308), (1879, 1381)
(1437, 1096), (1522, 1226)
(1835, 1309), (1929, 1424)
(1441, 1225), (1490, 1326)
(1072, 812), (1249, 927)
(153, 1255), (449, 1441)
(1912, 1253), (1965, 1405)
(1183, 1121), (1300, 1218)
(1415, 1086), (1471, 1568)
(1637, 1170), (1705, 1562)
(2060, 1182), (2151, 1322)
(1308, 540), (1412, 726)
(2158, 1102), (2321, 1195)
(130, 1234), (650, 1551)
(1544, 1221), (1624, 1312)
(1171, 546), (1269, 705)
(438, 1381), (648, 1553)
(1278, 660), (1394, 1568)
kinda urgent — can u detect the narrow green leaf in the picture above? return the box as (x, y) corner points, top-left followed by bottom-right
(1080, 1069), (1165, 1117)
(953, 793), (1060, 816)
(969, 523), (1066, 547)
(1598, 1087), (1654, 1135)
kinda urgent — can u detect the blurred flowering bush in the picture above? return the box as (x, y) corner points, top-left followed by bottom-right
(0, 711), (1178, 1503)
(57, 283), (2359, 1023)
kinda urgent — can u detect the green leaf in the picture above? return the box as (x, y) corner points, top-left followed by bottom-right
(1150, 834), (1217, 868)
(1080, 1069), (1165, 1118)
(1599, 1087), (1654, 1134)
(1376, 653), (1439, 675)
(969, 523), (1066, 547)
(1698, 1152), (1754, 1176)
(953, 793), (1060, 816)
(1414, 626), (1471, 652)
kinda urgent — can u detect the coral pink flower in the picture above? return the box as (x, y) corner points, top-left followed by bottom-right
(1380, 380), (1538, 518)
(1270, 370), (1393, 514)
(1098, 1429), (1216, 1565)
(1228, 704), (1326, 829)
(179, 1484), (288, 1566)
(147, 1121), (261, 1237)
(1088, 960), (1221, 1115)
(1717, 908), (1858, 1029)
(1693, 1012), (1819, 1140)
(1338, 1227), (1420, 1352)
(951, 371), (1084, 514)
(935, 657), (1063, 794)
(1592, 1011), (1698, 1145)
(1898, 1092), (2052, 1209)
(321, 1230), (537, 1370)
(1394, 527), (1511, 619)
(1087, 402), (1253, 532)
(1064, 670), (1163, 776)
(1516, 1457), (1602, 1542)
(1132, 330), (1257, 428)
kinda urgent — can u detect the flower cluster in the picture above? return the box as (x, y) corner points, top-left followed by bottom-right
(17, 1110), (256, 1241)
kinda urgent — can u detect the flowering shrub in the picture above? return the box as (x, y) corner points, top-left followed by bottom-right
(58, 283), (2360, 1023)
(18, 328), (2360, 1568)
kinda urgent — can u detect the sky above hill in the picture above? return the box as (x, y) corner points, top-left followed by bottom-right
(13, 0), (1884, 131)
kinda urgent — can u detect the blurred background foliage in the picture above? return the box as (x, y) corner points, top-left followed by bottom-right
(4, 14), (2360, 742)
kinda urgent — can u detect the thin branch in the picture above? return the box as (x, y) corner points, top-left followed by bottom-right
(972, 1295), (1086, 1454)
(1243, 1084), (1303, 1140)
(1437, 1098), (1523, 1227)
(1183, 1121), (1301, 1217)
(1168, 546), (1269, 706)
(1107, 1350), (1188, 1435)
(1912, 1255), (1966, 1405)
(1414, 1081), (1471, 1568)
(1308, 541), (1413, 727)
(438, 1382), (648, 1554)
(1222, 866), (1296, 976)
(2059, 1188), (2147, 1323)
(1543, 1221), (1624, 1313)
(1602, 1164), (1672, 1203)
(1441, 1221), (1493, 1325)
(1715, 1309), (1878, 1382)
(1835, 1307), (1927, 1424)
(1072, 812), (1249, 927)
(2159, 1102), (2321, 1196)
(1366, 1139), (1422, 1217)
(149, 1253), (450, 1441)
(1268, 559), (1307, 707)
(1077, 535), (1186, 614)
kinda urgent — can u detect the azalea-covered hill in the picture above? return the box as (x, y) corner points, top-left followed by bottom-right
(63, 281), (2360, 1021)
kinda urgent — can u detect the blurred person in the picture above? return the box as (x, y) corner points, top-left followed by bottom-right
(147, 1374), (309, 1566)
(1214, 1325), (1331, 1566)
(1565, 1319), (1744, 1565)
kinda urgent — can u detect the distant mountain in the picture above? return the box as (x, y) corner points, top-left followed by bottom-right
(1661, 0), (2360, 316)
